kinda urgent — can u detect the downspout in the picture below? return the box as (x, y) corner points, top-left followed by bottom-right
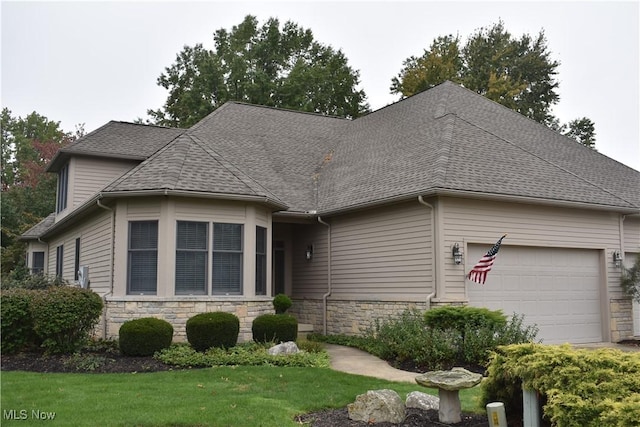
(97, 198), (115, 339)
(418, 196), (436, 310)
(318, 216), (331, 335)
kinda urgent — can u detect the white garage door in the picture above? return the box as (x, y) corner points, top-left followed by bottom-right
(467, 245), (602, 344)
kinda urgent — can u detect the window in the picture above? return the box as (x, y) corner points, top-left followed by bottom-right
(212, 223), (243, 295)
(32, 251), (45, 275)
(74, 238), (81, 281)
(55, 245), (64, 277)
(128, 221), (158, 294)
(255, 226), (267, 295)
(56, 164), (68, 213)
(176, 221), (208, 295)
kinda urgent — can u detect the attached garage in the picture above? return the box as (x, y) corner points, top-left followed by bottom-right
(466, 245), (603, 344)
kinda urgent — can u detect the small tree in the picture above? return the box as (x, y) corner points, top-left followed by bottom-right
(621, 253), (640, 302)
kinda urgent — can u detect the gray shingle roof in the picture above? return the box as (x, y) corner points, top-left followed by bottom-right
(48, 121), (185, 172)
(318, 81), (639, 212)
(20, 213), (55, 240)
(26, 81), (640, 240)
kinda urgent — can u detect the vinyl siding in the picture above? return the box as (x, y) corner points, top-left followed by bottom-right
(624, 216), (640, 253)
(292, 223), (329, 298)
(291, 202), (433, 301)
(330, 202), (432, 300)
(441, 197), (622, 299)
(174, 199), (247, 223)
(45, 210), (113, 295)
(72, 157), (138, 207)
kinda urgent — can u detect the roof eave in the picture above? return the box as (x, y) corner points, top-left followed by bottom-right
(317, 188), (640, 217)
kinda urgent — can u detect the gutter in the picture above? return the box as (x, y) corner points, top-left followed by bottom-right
(96, 198), (115, 340)
(418, 196), (437, 309)
(318, 216), (332, 335)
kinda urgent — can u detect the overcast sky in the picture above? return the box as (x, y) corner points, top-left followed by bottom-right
(2, 1), (639, 170)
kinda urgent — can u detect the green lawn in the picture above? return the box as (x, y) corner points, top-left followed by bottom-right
(2, 366), (482, 426)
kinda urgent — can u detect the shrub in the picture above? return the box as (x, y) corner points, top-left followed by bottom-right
(366, 309), (458, 370)
(424, 305), (506, 332)
(273, 293), (292, 314)
(186, 312), (239, 351)
(482, 344), (640, 427)
(252, 314), (298, 343)
(1, 273), (68, 290)
(0, 288), (40, 353)
(29, 286), (103, 354)
(119, 317), (174, 356)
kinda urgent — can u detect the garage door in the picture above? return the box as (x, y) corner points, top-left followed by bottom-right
(466, 245), (602, 344)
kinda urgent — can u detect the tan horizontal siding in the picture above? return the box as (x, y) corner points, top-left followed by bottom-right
(624, 217), (640, 253)
(329, 202), (432, 300)
(73, 157), (138, 207)
(292, 223), (329, 298)
(173, 199), (247, 222)
(442, 197), (623, 299)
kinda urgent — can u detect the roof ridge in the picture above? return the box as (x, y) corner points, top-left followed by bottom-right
(188, 134), (286, 203)
(454, 114), (637, 208)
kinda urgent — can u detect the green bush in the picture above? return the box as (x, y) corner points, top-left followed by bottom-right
(119, 317), (174, 356)
(273, 293), (292, 314)
(424, 305), (506, 332)
(0, 288), (40, 353)
(186, 312), (240, 351)
(29, 286), (103, 354)
(481, 344), (640, 427)
(0, 273), (68, 290)
(252, 314), (298, 343)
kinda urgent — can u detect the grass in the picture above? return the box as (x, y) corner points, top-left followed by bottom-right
(1, 366), (483, 426)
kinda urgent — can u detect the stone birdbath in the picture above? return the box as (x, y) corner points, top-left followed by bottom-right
(415, 367), (482, 424)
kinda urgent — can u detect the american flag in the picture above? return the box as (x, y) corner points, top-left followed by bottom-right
(467, 235), (507, 284)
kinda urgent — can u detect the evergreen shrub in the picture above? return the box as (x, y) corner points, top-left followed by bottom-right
(119, 317), (174, 356)
(482, 343), (640, 427)
(252, 314), (298, 343)
(30, 286), (103, 353)
(272, 293), (292, 314)
(186, 312), (240, 351)
(424, 305), (506, 331)
(0, 288), (39, 353)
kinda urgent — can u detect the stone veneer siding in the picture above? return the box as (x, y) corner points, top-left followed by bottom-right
(610, 297), (634, 342)
(290, 298), (428, 335)
(104, 297), (275, 342)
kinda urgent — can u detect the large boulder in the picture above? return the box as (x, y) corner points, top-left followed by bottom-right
(348, 389), (405, 424)
(267, 341), (299, 355)
(406, 391), (439, 410)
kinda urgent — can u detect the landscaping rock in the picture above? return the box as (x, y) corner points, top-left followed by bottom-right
(267, 341), (300, 355)
(348, 389), (405, 424)
(406, 391), (439, 411)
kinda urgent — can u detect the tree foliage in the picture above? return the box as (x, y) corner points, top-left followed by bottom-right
(391, 21), (596, 148)
(621, 253), (640, 303)
(149, 15), (369, 127)
(1, 109), (78, 278)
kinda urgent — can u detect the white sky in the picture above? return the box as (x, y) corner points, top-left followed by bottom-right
(2, 0), (639, 170)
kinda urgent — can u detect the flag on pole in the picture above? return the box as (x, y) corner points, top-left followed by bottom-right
(467, 234), (507, 284)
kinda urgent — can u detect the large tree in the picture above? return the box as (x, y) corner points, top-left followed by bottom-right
(1, 109), (78, 278)
(148, 15), (369, 127)
(391, 21), (596, 148)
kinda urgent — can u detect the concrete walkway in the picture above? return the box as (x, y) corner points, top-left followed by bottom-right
(323, 341), (640, 383)
(323, 343), (417, 383)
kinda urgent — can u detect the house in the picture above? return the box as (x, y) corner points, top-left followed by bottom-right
(21, 81), (640, 344)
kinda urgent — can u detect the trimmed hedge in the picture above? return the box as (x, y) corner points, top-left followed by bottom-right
(29, 286), (103, 354)
(186, 312), (240, 351)
(424, 305), (506, 331)
(119, 317), (174, 356)
(252, 314), (298, 343)
(1, 288), (40, 353)
(481, 343), (640, 427)
(273, 294), (292, 314)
